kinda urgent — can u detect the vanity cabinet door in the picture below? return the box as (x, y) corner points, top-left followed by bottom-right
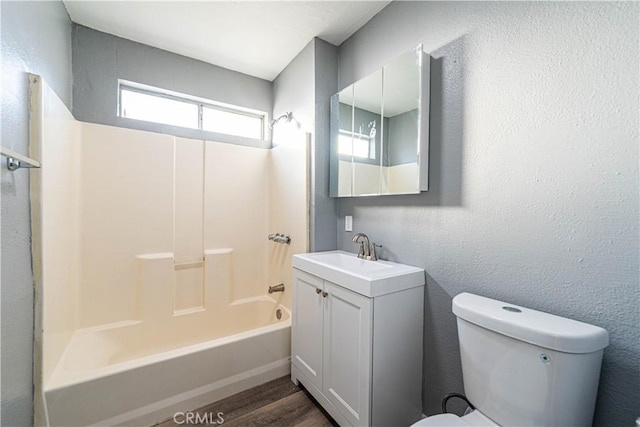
(292, 269), (325, 390)
(323, 281), (372, 426)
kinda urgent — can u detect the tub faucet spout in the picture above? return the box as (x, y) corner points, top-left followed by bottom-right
(269, 283), (285, 294)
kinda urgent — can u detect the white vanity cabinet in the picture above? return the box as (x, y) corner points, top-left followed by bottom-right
(291, 251), (425, 427)
(293, 270), (373, 425)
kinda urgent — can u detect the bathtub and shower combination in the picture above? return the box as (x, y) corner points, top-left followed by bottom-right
(45, 295), (292, 426)
(30, 76), (309, 426)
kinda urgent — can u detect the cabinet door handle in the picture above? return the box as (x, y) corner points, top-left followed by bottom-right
(322, 291), (328, 298)
(316, 288), (322, 294)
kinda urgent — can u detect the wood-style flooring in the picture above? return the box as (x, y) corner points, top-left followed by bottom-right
(154, 376), (338, 427)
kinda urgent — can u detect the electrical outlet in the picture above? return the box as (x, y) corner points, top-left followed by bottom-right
(345, 215), (353, 232)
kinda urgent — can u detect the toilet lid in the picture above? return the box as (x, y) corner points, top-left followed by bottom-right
(412, 414), (472, 427)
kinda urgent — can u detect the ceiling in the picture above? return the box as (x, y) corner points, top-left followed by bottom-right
(63, 1), (390, 82)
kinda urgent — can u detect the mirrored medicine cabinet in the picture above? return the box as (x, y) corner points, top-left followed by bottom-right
(330, 45), (430, 197)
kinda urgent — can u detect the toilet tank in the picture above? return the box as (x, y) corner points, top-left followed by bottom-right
(452, 293), (609, 427)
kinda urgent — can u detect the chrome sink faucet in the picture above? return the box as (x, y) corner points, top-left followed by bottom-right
(352, 233), (382, 261)
(352, 233), (370, 258)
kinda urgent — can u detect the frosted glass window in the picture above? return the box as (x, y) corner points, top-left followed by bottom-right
(118, 82), (266, 140)
(120, 89), (199, 129)
(202, 107), (263, 139)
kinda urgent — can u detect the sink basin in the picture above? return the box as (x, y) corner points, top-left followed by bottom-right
(293, 250), (424, 297)
(307, 252), (394, 274)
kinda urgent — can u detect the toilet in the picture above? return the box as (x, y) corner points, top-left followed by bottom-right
(414, 293), (609, 427)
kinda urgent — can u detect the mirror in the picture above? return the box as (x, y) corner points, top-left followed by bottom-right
(330, 45), (429, 197)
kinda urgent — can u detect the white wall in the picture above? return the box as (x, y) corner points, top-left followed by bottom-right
(32, 115), (306, 351)
(269, 127), (310, 309)
(77, 123), (276, 326)
(203, 141), (270, 302)
(337, 161), (420, 196)
(273, 38), (339, 253)
(29, 77), (81, 391)
(336, 2), (639, 424)
(79, 123), (174, 326)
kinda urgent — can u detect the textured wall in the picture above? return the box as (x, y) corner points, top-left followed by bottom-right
(273, 38), (338, 252)
(273, 40), (315, 134)
(72, 25), (273, 148)
(273, 40), (316, 250)
(1, 1), (72, 425)
(312, 39), (338, 252)
(336, 2), (639, 424)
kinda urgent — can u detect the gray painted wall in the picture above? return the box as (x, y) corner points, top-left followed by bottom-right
(273, 39), (317, 250)
(388, 109), (418, 166)
(4, 2), (635, 425)
(336, 2), (639, 424)
(72, 25), (273, 148)
(1, 1), (72, 425)
(312, 39), (338, 252)
(273, 40), (315, 135)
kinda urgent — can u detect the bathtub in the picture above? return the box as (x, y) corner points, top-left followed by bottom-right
(43, 297), (291, 426)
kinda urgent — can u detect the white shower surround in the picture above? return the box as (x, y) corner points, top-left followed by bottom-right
(29, 76), (309, 426)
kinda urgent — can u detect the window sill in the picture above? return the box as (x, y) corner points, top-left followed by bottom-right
(114, 117), (272, 149)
